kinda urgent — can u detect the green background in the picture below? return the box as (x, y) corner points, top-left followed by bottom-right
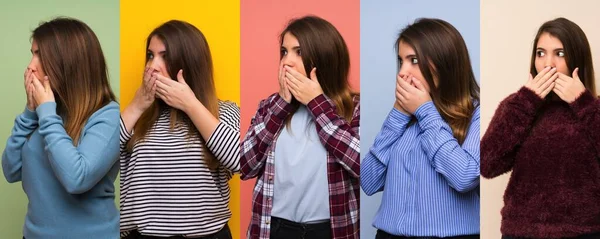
(0, 1), (120, 237)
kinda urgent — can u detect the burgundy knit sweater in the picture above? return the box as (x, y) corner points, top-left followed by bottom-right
(481, 87), (600, 238)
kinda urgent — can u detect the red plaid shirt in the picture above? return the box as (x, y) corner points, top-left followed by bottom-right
(240, 93), (360, 239)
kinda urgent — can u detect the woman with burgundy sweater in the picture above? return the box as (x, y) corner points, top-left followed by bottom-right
(481, 18), (600, 239)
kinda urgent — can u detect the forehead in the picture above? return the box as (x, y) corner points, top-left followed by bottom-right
(148, 36), (165, 51)
(536, 32), (563, 49)
(397, 40), (415, 56)
(282, 32), (299, 47)
(31, 39), (38, 49)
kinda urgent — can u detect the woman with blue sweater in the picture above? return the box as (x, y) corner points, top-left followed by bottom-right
(361, 18), (480, 238)
(1, 18), (119, 239)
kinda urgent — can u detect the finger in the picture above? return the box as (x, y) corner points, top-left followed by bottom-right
(533, 66), (552, 83)
(155, 79), (170, 91)
(412, 77), (426, 91)
(536, 67), (557, 87)
(540, 72), (558, 90)
(395, 90), (405, 102)
(285, 76), (299, 91)
(285, 72), (300, 88)
(541, 82), (555, 97)
(284, 66), (306, 81)
(287, 81), (300, 96)
(155, 89), (167, 101)
(554, 77), (567, 88)
(397, 79), (411, 99)
(31, 76), (44, 91)
(309, 68), (317, 82)
(177, 69), (186, 84)
(572, 67), (580, 81)
(153, 73), (174, 86)
(398, 75), (415, 93)
(552, 85), (563, 99)
(43, 76), (51, 91)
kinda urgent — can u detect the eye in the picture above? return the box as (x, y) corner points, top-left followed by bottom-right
(410, 57), (418, 64)
(557, 51), (565, 57)
(280, 49), (288, 56)
(147, 52), (154, 59)
(296, 49), (301, 56)
(536, 50), (545, 57)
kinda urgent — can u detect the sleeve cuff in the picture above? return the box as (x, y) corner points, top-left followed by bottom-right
(569, 90), (598, 118)
(23, 106), (38, 120)
(384, 108), (412, 133)
(307, 94), (335, 117)
(271, 94), (295, 119)
(35, 102), (58, 120)
(515, 87), (544, 111)
(415, 101), (443, 129)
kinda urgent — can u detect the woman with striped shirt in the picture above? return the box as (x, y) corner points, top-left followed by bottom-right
(240, 16), (360, 239)
(361, 18), (480, 238)
(119, 20), (240, 239)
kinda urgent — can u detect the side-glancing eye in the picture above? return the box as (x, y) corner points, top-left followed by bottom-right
(296, 49), (301, 56)
(536, 50), (545, 57)
(410, 57), (418, 64)
(147, 52), (154, 59)
(280, 48), (288, 56)
(557, 51), (565, 57)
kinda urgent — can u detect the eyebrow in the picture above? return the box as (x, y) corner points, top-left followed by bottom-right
(281, 45), (301, 50)
(536, 47), (564, 51)
(147, 49), (166, 54)
(397, 54), (417, 59)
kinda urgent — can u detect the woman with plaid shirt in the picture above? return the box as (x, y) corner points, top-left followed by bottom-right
(240, 15), (360, 239)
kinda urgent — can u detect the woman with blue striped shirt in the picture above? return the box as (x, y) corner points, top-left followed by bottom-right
(361, 18), (480, 239)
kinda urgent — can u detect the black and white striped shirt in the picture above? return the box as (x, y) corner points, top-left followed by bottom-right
(119, 101), (240, 237)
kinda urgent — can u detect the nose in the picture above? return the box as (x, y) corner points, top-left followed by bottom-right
(282, 55), (294, 68)
(27, 58), (36, 72)
(544, 55), (555, 68)
(398, 63), (410, 78)
(149, 59), (161, 72)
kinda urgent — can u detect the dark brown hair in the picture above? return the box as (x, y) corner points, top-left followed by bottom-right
(32, 17), (116, 145)
(396, 18), (480, 144)
(127, 20), (220, 169)
(280, 15), (357, 124)
(530, 17), (596, 97)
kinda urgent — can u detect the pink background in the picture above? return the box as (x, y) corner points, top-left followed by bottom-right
(240, 0), (360, 237)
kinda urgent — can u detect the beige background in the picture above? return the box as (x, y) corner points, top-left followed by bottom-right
(481, 0), (600, 238)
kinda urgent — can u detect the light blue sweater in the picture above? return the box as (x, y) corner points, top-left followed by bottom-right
(2, 101), (120, 239)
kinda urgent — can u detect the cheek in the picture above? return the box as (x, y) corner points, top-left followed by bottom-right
(556, 59), (569, 75)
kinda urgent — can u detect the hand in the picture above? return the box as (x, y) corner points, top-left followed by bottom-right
(31, 74), (55, 108)
(553, 67), (586, 103)
(24, 68), (35, 111)
(394, 74), (412, 115)
(395, 75), (431, 114)
(525, 66), (557, 99)
(284, 66), (324, 105)
(154, 69), (199, 112)
(278, 62), (292, 103)
(131, 67), (157, 113)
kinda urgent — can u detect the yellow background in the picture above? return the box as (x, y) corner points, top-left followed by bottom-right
(120, 0), (240, 237)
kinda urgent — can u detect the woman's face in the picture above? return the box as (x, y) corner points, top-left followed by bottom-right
(28, 40), (46, 80)
(397, 40), (431, 92)
(281, 32), (307, 77)
(534, 32), (569, 75)
(146, 35), (170, 77)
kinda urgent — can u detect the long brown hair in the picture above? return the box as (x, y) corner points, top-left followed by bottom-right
(126, 20), (220, 169)
(396, 18), (480, 144)
(280, 15), (357, 125)
(530, 17), (597, 97)
(32, 17), (116, 145)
